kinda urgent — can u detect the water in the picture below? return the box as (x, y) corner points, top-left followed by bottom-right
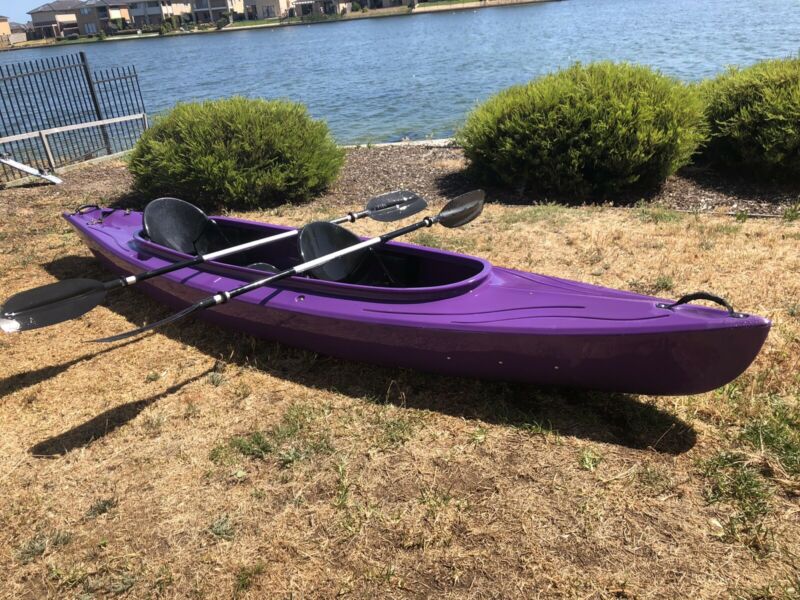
(2, 0), (798, 143)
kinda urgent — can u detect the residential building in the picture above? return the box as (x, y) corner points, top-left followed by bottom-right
(76, 0), (132, 34)
(27, 0), (81, 38)
(192, 0), (244, 24)
(244, 0), (290, 19)
(128, 1), (192, 27)
(10, 22), (33, 34)
(0, 18), (30, 46)
(292, 0), (350, 16)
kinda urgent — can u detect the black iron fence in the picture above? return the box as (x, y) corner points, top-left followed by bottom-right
(0, 51), (147, 184)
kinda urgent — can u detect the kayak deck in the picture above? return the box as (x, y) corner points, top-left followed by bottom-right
(63, 206), (771, 395)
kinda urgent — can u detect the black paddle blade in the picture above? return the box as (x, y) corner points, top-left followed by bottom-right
(2, 278), (105, 316)
(298, 222), (366, 282)
(366, 190), (427, 222)
(92, 302), (202, 343)
(1, 280), (106, 333)
(438, 190), (486, 228)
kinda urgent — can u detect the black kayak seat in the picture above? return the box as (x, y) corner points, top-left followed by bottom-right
(143, 197), (229, 256)
(247, 262), (278, 273)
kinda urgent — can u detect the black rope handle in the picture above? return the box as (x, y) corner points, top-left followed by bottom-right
(657, 291), (747, 318)
(73, 204), (101, 214)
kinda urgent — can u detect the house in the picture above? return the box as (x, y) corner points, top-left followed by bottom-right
(244, 0), (290, 19)
(128, 1), (192, 27)
(76, 0), (132, 35)
(191, 0), (244, 24)
(10, 22), (33, 34)
(0, 18), (30, 45)
(27, 0), (82, 38)
(292, 0), (350, 17)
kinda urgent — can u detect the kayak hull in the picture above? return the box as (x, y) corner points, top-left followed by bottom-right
(64, 207), (770, 396)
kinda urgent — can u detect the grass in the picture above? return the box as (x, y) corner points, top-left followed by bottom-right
(234, 562), (265, 596)
(208, 514), (236, 541)
(228, 17), (280, 27)
(210, 402), (332, 468)
(579, 447), (603, 471)
(86, 497), (117, 518)
(701, 452), (773, 551)
(0, 158), (798, 597)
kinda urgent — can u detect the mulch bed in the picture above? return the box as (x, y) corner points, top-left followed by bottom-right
(3, 144), (797, 217)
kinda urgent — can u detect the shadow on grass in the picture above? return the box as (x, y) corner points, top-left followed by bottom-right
(38, 255), (697, 456)
(29, 369), (211, 457)
(0, 339), (140, 399)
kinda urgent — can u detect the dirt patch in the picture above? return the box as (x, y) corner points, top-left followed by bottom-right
(0, 151), (798, 599)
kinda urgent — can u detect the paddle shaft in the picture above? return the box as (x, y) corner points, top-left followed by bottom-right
(106, 210), (369, 292)
(92, 188), (485, 343)
(170, 217), (435, 311)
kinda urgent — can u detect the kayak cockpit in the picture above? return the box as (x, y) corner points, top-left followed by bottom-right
(134, 215), (492, 302)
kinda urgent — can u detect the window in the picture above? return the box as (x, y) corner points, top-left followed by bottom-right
(130, 2), (138, 8)
(85, 22), (97, 33)
(80, 7), (92, 14)
(147, 1), (159, 6)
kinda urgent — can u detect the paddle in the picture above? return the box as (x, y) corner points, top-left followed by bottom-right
(0, 191), (426, 334)
(91, 190), (485, 344)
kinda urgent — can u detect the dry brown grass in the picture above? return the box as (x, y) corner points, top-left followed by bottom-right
(0, 156), (798, 599)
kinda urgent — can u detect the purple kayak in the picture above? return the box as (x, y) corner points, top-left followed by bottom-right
(64, 206), (770, 395)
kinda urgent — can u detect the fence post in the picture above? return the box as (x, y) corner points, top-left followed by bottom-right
(79, 51), (112, 155)
(39, 131), (57, 172)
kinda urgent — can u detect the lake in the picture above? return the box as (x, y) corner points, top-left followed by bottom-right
(2, 0), (799, 143)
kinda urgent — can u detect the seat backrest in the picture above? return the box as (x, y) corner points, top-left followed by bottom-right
(297, 221), (367, 282)
(143, 197), (227, 255)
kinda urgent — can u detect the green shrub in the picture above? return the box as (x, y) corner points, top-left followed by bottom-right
(159, 20), (173, 35)
(457, 62), (706, 199)
(700, 57), (800, 179)
(351, 1), (361, 10)
(129, 97), (344, 210)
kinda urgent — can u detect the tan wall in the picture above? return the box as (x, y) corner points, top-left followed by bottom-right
(0, 19), (11, 36)
(250, 0), (290, 18)
(172, 2), (193, 16)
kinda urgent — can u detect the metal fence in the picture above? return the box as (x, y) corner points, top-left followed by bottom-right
(0, 51), (147, 184)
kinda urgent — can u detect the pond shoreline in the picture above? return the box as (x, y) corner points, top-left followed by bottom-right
(0, 0), (560, 53)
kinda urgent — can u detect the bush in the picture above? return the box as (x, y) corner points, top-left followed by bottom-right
(457, 62), (706, 199)
(216, 16), (229, 29)
(159, 21), (173, 34)
(700, 57), (800, 179)
(351, 1), (361, 10)
(129, 97), (345, 210)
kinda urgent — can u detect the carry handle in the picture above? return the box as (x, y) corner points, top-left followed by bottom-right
(657, 291), (747, 318)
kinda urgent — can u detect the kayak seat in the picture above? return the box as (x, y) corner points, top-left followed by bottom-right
(208, 220), (476, 288)
(247, 262), (279, 273)
(143, 197), (230, 256)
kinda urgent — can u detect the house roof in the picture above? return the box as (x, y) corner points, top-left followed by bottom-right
(11, 21), (32, 31)
(28, 1), (84, 14)
(84, 0), (131, 6)
(0, 15), (8, 20)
